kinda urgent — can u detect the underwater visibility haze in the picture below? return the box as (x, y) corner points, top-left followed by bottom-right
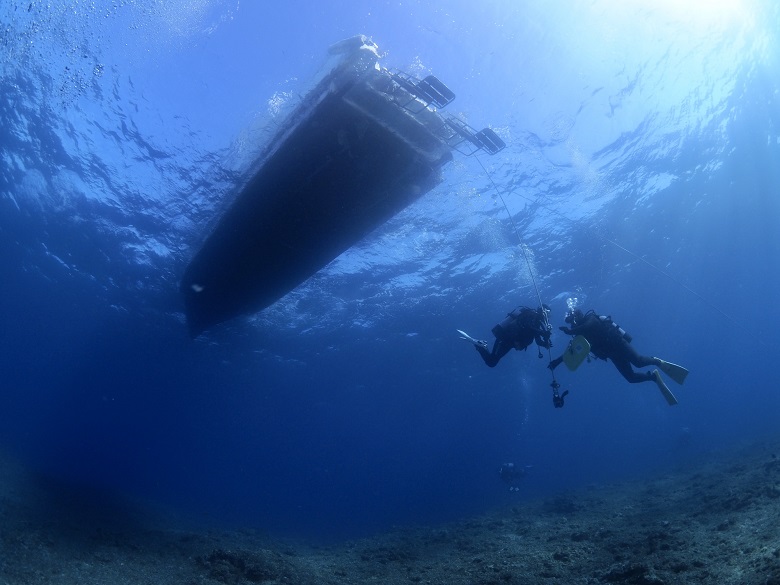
(1, 0), (780, 543)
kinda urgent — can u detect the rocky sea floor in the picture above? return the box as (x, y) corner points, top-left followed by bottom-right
(1, 439), (779, 585)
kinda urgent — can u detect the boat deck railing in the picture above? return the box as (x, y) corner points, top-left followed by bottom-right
(388, 69), (506, 156)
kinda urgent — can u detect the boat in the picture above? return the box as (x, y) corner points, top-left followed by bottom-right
(180, 35), (505, 337)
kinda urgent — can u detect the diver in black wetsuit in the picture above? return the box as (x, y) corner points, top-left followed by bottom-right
(471, 305), (553, 368)
(549, 309), (685, 387)
(498, 462), (528, 492)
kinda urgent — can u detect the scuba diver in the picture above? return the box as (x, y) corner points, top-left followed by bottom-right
(458, 305), (553, 367)
(549, 309), (689, 405)
(498, 462), (529, 492)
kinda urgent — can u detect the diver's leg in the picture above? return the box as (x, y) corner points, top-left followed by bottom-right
(611, 358), (653, 383)
(478, 339), (511, 367)
(625, 344), (662, 369)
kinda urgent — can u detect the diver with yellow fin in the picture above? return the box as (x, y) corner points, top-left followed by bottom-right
(549, 309), (689, 405)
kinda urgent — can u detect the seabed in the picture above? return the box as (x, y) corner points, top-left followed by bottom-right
(1, 438), (779, 584)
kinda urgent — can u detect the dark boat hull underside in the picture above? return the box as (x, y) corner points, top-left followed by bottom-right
(180, 55), (453, 336)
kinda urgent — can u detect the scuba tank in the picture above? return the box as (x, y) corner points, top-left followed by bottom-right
(598, 315), (632, 343)
(492, 306), (526, 339)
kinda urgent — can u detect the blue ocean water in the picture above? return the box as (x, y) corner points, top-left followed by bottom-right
(1, 0), (779, 542)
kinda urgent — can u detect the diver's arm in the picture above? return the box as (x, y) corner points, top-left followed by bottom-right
(535, 332), (552, 348)
(560, 314), (596, 337)
(558, 325), (576, 336)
